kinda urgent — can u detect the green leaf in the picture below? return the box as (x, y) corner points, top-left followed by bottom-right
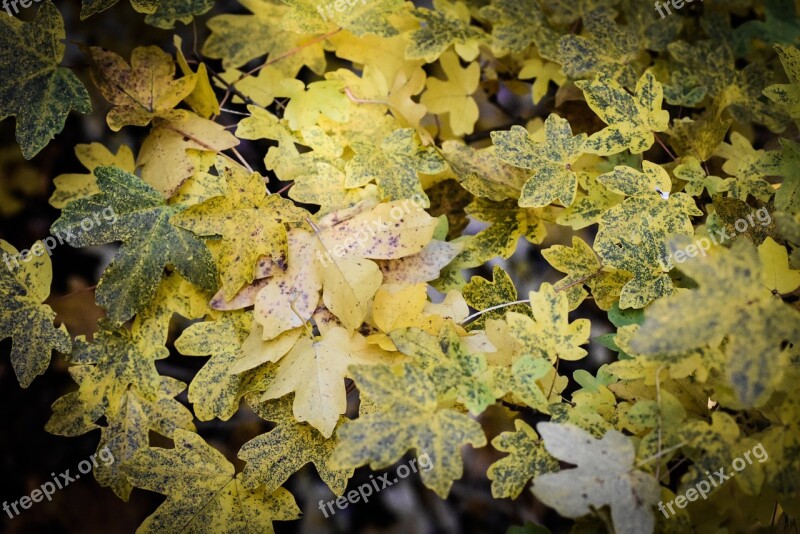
(405, 7), (487, 63)
(0, 2), (91, 159)
(51, 166), (217, 324)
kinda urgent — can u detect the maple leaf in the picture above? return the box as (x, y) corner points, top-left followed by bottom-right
(759, 237), (800, 295)
(679, 412), (767, 496)
(253, 200), (438, 339)
(674, 157), (729, 197)
(50, 143), (136, 209)
(0, 2), (91, 159)
(144, 0), (213, 29)
(462, 265), (531, 329)
(480, 0), (552, 55)
(123, 429), (301, 533)
(273, 79), (351, 131)
(390, 321), (496, 414)
(282, 0), (406, 37)
(45, 320), (166, 436)
(174, 36), (220, 119)
(332, 362), (487, 497)
(88, 46), (196, 132)
(763, 44), (800, 119)
(260, 327), (392, 438)
(442, 141), (526, 201)
(487, 419), (559, 499)
(175, 311), (276, 421)
(668, 109), (732, 163)
(556, 171), (624, 231)
(322, 257), (383, 331)
(557, 8), (640, 88)
(597, 224), (675, 309)
(420, 51), (480, 136)
(346, 128), (446, 206)
(542, 236), (629, 311)
(0, 239), (71, 387)
(736, 0), (800, 50)
(455, 198), (548, 268)
(405, 6), (487, 63)
(93, 381), (195, 500)
(510, 283), (591, 363)
(629, 238), (800, 407)
(51, 166), (217, 324)
(80, 0), (157, 18)
(202, 0), (326, 70)
(239, 395), (353, 495)
(595, 162), (701, 246)
(532, 423), (661, 534)
(492, 115), (586, 208)
(172, 158), (306, 299)
(94, 391), (148, 500)
(137, 110), (239, 197)
(519, 52), (567, 105)
(576, 71), (669, 155)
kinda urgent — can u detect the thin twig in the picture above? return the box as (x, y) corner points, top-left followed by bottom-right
(654, 133), (677, 161)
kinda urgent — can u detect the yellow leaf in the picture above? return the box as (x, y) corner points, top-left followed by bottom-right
(137, 110), (239, 197)
(89, 45), (196, 131)
(420, 51), (480, 136)
(758, 236), (800, 295)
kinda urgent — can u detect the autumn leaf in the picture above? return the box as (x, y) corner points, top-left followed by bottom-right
(239, 395), (353, 495)
(0, 239), (71, 387)
(764, 44), (800, 118)
(332, 362), (487, 497)
(0, 2), (91, 159)
(260, 327), (393, 438)
(420, 51), (480, 136)
(88, 46), (196, 132)
(51, 166), (217, 324)
(629, 238), (800, 406)
(487, 419), (558, 499)
(50, 143), (136, 209)
(532, 423), (660, 534)
(491, 115), (585, 208)
(405, 6), (487, 63)
(123, 429), (301, 533)
(137, 110), (239, 198)
(172, 157), (305, 299)
(576, 71), (669, 155)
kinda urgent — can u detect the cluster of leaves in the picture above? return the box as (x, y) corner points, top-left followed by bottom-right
(2, 0), (800, 532)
